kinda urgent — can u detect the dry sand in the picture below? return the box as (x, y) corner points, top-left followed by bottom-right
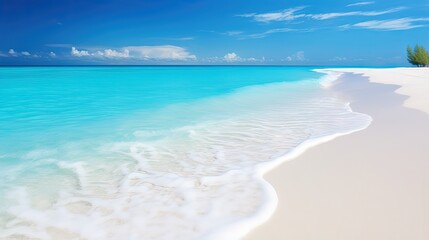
(327, 68), (429, 115)
(245, 68), (429, 240)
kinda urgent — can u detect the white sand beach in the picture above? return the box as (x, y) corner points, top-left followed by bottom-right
(246, 68), (429, 240)
(328, 68), (429, 114)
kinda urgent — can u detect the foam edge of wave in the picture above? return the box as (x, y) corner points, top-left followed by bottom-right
(206, 71), (373, 240)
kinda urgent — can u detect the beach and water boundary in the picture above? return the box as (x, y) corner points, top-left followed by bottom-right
(247, 68), (429, 240)
(1, 67), (427, 239)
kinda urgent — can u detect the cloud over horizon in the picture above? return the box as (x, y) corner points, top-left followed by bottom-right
(284, 51), (306, 62)
(70, 45), (196, 61)
(223, 52), (241, 62)
(1, 0), (428, 66)
(126, 46), (196, 60)
(71, 47), (90, 57)
(8, 49), (18, 57)
(1, 49), (40, 58)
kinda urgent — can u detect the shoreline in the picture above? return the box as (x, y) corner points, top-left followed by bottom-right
(210, 107), (371, 240)
(203, 72), (373, 240)
(321, 68), (429, 115)
(245, 68), (429, 239)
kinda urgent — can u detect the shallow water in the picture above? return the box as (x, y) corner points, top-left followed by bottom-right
(0, 66), (371, 239)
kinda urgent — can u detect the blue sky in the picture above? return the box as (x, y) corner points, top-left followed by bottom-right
(1, 0), (428, 65)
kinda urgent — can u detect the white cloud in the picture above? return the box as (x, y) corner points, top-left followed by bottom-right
(238, 7), (306, 23)
(341, 17), (429, 30)
(220, 53), (259, 62)
(8, 49), (18, 56)
(176, 37), (194, 41)
(97, 49), (130, 58)
(239, 7), (404, 22)
(49, 52), (56, 57)
(70, 45), (196, 61)
(222, 28), (314, 39)
(222, 31), (243, 36)
(205, 53), (261, 63)
(285, 51), (306, 62)
(125, 45), (196, 60)
(244, 28), (311, 39)
(310, 7), (404, 20)
(71, 47), (90, 57)
(71, 47), (129, 58)
(347, 1), (375, 7)
(224, 52), (240, 62)
(2, 49), (38, 57)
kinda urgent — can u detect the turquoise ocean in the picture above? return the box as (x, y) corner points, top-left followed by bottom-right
(0, 66), (371, 239)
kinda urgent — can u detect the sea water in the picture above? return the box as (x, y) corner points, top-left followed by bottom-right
(0, 66), (371, 239)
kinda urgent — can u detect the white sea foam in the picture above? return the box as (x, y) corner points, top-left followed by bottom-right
(0, 75), (371, 240)
(314, 69), (343, 88)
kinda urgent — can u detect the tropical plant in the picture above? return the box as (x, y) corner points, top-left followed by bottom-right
(407, 45), (429, 67)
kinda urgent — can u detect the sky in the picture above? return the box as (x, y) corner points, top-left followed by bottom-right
(1, 0), (429, 66)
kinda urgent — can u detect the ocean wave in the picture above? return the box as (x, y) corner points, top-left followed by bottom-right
(0, 76), (371, 240)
